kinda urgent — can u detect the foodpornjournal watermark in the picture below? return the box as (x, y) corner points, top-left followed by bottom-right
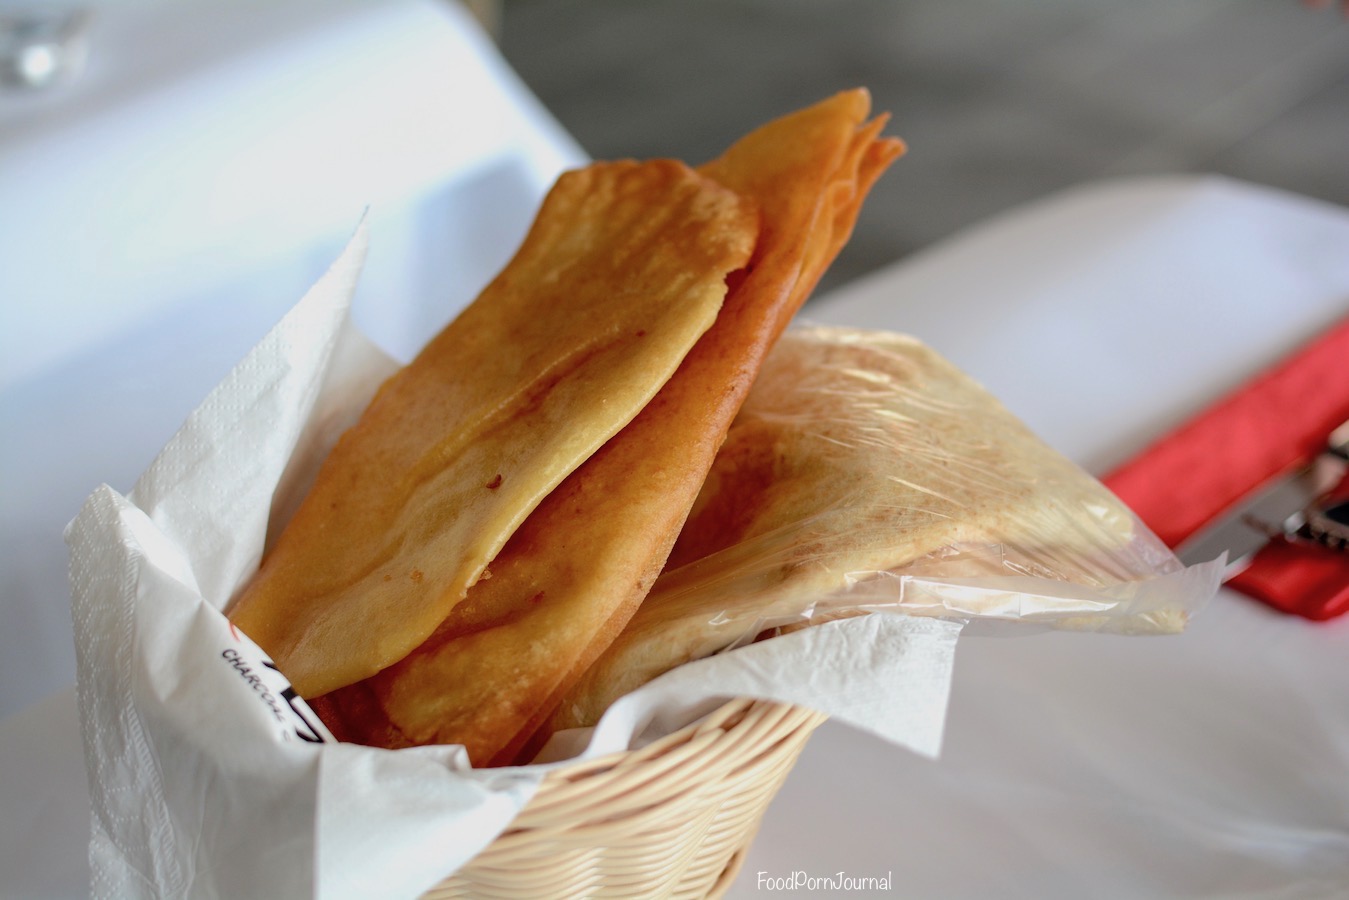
(755, 870), (893, 892)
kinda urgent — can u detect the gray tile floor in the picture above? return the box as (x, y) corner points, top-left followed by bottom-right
(498, 0), (1349, 295)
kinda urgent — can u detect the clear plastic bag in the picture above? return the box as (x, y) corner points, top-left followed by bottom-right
(554, 325), (1213, 730)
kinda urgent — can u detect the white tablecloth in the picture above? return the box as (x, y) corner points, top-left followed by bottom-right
(729, 174), (1349, 899)
(2, 78), (1347, 899)
(0, 0), (585, 722)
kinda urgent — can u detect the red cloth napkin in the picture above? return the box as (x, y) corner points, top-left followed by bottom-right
(1102, 315), (1349, 620)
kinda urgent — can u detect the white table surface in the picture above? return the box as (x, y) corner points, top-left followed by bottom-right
(727, 174), (1349, 899)
(2, 134), (1347, 900)
(0, 0), (585, 723)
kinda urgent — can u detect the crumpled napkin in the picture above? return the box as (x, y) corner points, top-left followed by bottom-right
(67, 223), (537, 900)
(65, 224), (1213, 899)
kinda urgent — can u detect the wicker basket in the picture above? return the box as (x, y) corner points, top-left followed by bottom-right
(424, 699), (827, 899)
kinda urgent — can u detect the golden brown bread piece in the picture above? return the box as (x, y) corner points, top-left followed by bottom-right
(317, 89), (904, 765)
(552, 326), (1184, 731)
(228, 159), (758, 697)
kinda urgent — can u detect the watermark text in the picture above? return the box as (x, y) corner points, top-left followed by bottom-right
(756, 870), (892, 892)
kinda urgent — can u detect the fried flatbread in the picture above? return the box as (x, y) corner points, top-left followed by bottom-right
(228, 159), (758, 697)
(318, 90), (904, 765)
(553, 326), (1182, 731)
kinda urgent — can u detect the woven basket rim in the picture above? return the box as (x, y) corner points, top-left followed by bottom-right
(426, 698), (827, 899)
(492, 699), (823, 837)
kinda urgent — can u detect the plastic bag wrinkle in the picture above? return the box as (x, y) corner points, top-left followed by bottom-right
(552, 325), (1217, 731)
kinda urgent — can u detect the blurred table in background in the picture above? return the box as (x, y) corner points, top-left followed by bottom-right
(496, 0), (1349, 294)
